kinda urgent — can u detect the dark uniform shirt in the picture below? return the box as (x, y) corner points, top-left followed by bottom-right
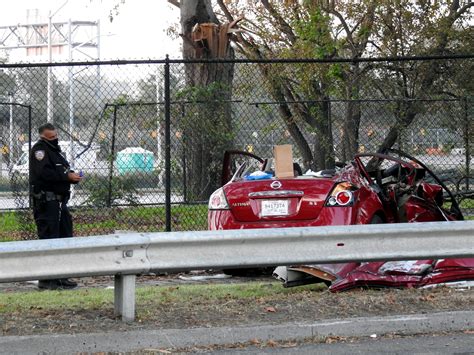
(29, 139), (72, 195)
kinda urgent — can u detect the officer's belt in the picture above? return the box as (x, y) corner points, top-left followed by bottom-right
(44, 191), (65, 202)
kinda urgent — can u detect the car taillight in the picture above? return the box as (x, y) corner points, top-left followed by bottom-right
(208, 188), (230, 210)
(326, 182), (357, 207)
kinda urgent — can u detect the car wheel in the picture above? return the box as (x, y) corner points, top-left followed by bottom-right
(370, 214), (384, 224)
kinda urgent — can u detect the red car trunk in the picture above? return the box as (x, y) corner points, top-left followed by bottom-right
(223, 177), (336, 222)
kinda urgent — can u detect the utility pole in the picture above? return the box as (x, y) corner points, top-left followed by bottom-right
(47, 12), (53, 122)
(47, 0), (70, 123)
(68, 18), (75, 168)
(8, 92), (13, 166)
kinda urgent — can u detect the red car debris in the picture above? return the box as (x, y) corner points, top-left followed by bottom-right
(208, 148), (474, 289)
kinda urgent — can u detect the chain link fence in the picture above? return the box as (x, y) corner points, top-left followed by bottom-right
(0, 56), (472, 240)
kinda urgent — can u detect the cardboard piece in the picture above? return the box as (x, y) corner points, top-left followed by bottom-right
(273, 144), (294, 178)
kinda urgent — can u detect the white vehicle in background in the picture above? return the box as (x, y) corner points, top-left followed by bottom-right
(451, 148), (466, 155)
(10, 141), (101, 177)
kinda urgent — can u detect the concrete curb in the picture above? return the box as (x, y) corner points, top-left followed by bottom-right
(0, 310), (472, 354)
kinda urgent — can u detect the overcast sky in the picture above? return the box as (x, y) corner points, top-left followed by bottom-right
(0, 0), (181, 62)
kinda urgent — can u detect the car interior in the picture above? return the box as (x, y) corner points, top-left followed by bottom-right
(355, 149), (463, 221)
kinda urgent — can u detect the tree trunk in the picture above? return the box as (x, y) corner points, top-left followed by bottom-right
(377, 105), (417, 153)
(340, 63), (362, 162)
(180, 0), (235, 201)
(342, 99), (361, 161)
(310, 97), (335, 170)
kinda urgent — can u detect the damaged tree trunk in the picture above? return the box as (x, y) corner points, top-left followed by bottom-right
(180, 0), (235, 201)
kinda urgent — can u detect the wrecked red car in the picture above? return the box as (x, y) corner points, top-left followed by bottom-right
(209, 148), (463, 229)
(208, 148), (474, 289)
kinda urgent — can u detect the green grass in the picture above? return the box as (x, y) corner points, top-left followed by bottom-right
(0, 204), (208, 241)
(458, 199), (474, 209)
(443, 198), (474, 218)
(74, 220), (120, 234)
(0, 282), (321, 314)
(0, 212), (36, 242)
(0, 288), (114, 313)
(137, 282), (319, 303)
(0, 212), (19, 232)
(444, 199), (474, 209)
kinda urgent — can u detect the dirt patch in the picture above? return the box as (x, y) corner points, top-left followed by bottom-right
(1, 274), (473, 337)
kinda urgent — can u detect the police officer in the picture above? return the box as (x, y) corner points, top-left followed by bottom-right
(30, 123), (82, 290)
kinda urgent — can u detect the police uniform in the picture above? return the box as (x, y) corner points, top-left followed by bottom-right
(29, 139), (74, 239)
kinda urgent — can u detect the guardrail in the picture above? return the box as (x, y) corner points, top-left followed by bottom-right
(1, 221), (473, 322)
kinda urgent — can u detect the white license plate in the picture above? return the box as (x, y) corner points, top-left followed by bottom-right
(261, 200), (289, 216)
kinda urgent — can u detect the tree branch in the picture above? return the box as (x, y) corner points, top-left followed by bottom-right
(214, 0), (264, 55)
(167, 0), (180, 8)
(216, 0), (234, 23)
(356, 3), (376, 55)
(324, 7), (355, 50)
(454, 2), (474, 20)
(260, 0), (297, 43)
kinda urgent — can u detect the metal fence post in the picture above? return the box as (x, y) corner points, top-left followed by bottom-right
(181, 102), (187, 204)
(397, 99), (403, 151)
(28, 105), (32, 209)
(164, 55), (171, 232)
(107, 105), (117, 208)
(464, 97), (470, 189)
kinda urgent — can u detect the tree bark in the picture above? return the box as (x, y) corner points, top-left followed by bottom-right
(180, 0), (235, 201)
(341, 63), (362, 161)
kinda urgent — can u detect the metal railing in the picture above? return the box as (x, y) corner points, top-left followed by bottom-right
(1, 221), (473, 321)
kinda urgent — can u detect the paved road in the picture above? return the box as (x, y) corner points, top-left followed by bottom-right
(1, 311), (472, 354)
(211, 333), (474, 354)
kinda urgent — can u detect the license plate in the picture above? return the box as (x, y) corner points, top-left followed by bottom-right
(261, 200), (289, 216)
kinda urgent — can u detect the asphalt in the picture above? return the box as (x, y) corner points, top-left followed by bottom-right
(0, 310), (472, 354)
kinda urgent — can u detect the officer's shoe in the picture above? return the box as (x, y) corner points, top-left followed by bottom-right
(58, 278), (78, 289)
(38, 280), (60, 290)
(38, 279), (77, 290)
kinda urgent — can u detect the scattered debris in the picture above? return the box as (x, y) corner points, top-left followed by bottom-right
(178, 273), (232, 281)
(274, 259), (474, 292)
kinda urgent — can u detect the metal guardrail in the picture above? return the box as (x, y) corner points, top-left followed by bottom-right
(1, 221), (473, 321)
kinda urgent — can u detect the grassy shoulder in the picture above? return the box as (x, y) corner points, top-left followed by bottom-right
(0, 280), (473, 337)
(0, 282), (319, 314)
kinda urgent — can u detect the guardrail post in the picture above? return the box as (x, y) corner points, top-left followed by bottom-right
(114, 274), (136, 322)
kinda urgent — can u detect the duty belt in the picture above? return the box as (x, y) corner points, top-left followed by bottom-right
(31, 191), (65, 202)
(44, 191), (64, 202)
(31, 190), (70, 202)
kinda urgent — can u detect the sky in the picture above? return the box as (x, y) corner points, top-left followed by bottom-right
(0, 0), (182, 62)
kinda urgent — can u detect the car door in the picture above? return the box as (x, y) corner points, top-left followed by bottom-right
(220, 150), (266, 186)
